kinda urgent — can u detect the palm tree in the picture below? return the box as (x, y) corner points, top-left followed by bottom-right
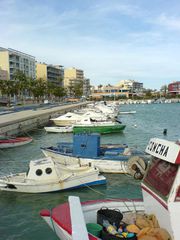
(53, 86), (67, 101)
(160, 85), (168, 97)
(30, 78), (47, 103)
(0, 80), (18, 106)
(13, 70), (29, 104)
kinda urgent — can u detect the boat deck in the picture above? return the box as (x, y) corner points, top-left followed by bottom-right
(46, 199), (144, 240)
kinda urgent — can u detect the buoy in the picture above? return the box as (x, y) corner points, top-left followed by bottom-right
(163, 129), (167, 135)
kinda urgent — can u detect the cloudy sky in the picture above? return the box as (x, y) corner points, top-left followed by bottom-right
(1, 0), (180, 89)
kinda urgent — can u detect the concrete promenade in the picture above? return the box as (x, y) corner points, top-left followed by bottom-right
(0, 102), (88, 135)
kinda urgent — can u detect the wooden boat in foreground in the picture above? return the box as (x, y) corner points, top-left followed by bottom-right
(0, 136), (32, 148)
(40, 138), (180, 239)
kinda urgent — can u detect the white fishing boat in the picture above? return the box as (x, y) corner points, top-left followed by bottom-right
(0, 136), (32, 148)
(44, 126), (73, 133)
(82, 111), (110, 121)
(51, 112), (82, 126)
(40, 138), (180, 240)
(0, 157), (106, 193)
(119, 111), (136, 114)
(41, 134), (147, 178)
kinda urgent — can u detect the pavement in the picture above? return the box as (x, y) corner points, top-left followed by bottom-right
(0, 102), (87, 127)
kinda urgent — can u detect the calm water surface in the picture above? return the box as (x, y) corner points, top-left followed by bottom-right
(0, 103), (179, 240)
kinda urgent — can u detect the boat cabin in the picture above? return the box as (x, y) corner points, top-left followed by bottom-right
(142, 138), (180, 239)
(27, 157), (59, 181)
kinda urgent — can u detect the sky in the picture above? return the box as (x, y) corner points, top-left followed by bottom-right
(1, 0), (180, 89)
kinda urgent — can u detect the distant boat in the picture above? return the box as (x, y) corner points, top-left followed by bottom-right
(0, 157), (106, 193)
(119, 111), (136, 114)
(0, 136), (32, 148)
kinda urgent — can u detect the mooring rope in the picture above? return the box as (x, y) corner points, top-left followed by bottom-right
(77, 178), (106, 196)
(82, 182), (106, 196)
(20, 128), (47, 142)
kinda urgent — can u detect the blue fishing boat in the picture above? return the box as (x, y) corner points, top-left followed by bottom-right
(41, 134), (148, 178)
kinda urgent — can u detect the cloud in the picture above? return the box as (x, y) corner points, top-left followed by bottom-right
(92, 2), (144, 18)
(1, 0), (180, 89)
(155, 13), (180, 30)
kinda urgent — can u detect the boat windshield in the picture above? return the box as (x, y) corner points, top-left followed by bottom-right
(144, 158), (178, 199)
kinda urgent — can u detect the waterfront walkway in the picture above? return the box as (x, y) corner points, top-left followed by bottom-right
(0, 102), (87, 134)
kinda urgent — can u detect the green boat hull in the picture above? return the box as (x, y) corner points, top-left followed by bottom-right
(73, 124), (126, 134)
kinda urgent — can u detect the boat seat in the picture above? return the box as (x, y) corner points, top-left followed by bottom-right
(104, 150), (124, 155)
(102, 155), (128, 161)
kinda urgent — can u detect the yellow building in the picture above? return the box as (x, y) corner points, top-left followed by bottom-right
(36, 62), (64, 86)
(0, 47), (36, 80)
(64, 67), (84, 87)
(91, 85), (130, 99)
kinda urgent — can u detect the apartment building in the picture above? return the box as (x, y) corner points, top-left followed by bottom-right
(91, 85), (130, 99)
(116, 79), (143, 92)
(36, 62), (64, 86)
(0, 67), (8, 80)
(64, 67), (84, 87)
(0, 47), (36, 80)
(168, 81), (180, 95)
(83, 78), (91, 97)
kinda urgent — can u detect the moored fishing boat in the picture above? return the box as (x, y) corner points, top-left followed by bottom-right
(40, 137), (180, 240)
(0, 157), (106, 193)
(41, 133), (147, 177)
(73, 118), (126, 134)
(44, 126), (73, 133)
(0, 136), (32, 148)
(51, 112), (82, 126)
(119, 111), (136, 114)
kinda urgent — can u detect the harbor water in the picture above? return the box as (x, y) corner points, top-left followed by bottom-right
(0, 103), (179, 240)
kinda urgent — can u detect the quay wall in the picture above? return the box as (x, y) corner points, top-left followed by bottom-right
(0, 102), (88, 136)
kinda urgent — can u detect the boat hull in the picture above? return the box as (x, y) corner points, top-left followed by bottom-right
(0, 173), (106, 193)
(41, 149), (130, 173)
(44, 126), (73, 133)
(52, 119), (77, 126)
(40, 199), (144, 240)
(73, 124), (126, 134)
(0, 137), (32, 148)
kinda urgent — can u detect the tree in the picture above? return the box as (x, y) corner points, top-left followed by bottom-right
(0, 80), (18, 106)
(13, 70), (29, 103)
(73, 82), (83, 97)
(29, 78), (47, 102)
(160, 85), (168, 96)
(144, 90), (152, 99)
(66, 81), (83, 98)
(52, 86), (67, 100)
